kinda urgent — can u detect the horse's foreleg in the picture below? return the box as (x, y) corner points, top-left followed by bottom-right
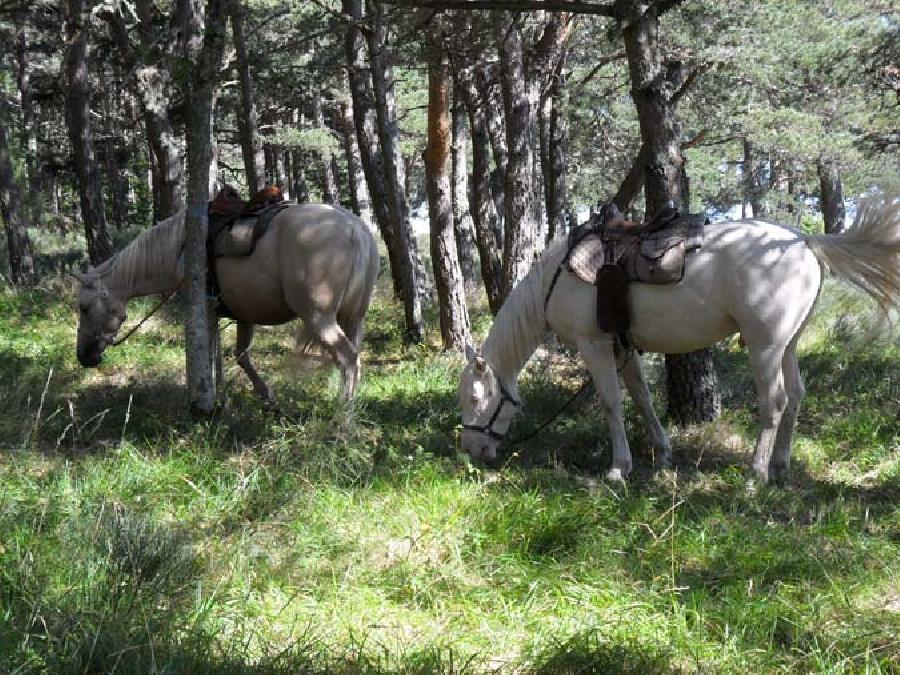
(771, 344), (804, 483)
(306, 314), (359, 401)
(747, 344), (788, 485)
(578, 338), (631, 482)
(618, 350), (672, 468)
(235, 322), (276, 404)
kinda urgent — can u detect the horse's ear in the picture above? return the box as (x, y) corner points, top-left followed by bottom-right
(68, 270), (93, 286)
(465, 343), (477, 363)
(602, 203), (622, 226)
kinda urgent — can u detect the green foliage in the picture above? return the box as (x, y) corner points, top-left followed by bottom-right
(0, 268), (897, 672)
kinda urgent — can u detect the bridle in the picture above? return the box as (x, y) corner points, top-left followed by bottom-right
(462, 378), (522, 441)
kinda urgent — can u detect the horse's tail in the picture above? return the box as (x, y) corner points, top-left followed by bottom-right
(803, 192), (900, 315)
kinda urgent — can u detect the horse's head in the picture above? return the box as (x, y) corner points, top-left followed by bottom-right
(72, 270), (127, 367)
(459, 345), (521, 462)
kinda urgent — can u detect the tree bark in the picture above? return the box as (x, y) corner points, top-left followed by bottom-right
(231, 4), (265, 192)
(425, 37), (471, 350)
(497, 12), (538, 300)
(341, 96), (372, 223)
(64, 0), (114, 264)
(181, 0), (230, 416)
(545, 56), (568, 242)
(458, 67), (503, 314)
(620, 0), (718, 425)
(0, 101), (36, 285)
(14, 30), (44, 229)
(817, 157), (845, 233)
(366, 0), (424, 341)
(313, 92), (338, 204)
(100, 68), (129, 231)
(742, 137), (765, 218)
(451, 92), (478, 287)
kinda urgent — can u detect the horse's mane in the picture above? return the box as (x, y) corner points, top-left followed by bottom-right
(483, 241), (566, 381)
(95, 210), (185, 290)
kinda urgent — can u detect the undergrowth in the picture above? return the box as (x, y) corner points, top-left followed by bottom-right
(0, 270), (897, 673)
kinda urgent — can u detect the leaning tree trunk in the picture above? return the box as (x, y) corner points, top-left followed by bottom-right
(817, 157), (845, 233)
(181, 0), (229, 416)
(425, 37), (471, 351)
(366, 0), (423, 342)
(341, 96), (372, 223)
(64, 0), (113, 264)
(451, 92), (478, 287)
(459, 67), (503, 314)
(0, 102), (36, 285)
(621, 1), (719, 425)
(100, 68), (129, 230)
(497, 12), (538, 300)
(344, 0), (403, 297)
(231, 3), (265, 192)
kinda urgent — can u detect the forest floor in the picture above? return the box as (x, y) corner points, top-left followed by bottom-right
(0, 246), (898, 673)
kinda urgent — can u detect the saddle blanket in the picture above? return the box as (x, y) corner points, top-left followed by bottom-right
(212, 202), (291, 258)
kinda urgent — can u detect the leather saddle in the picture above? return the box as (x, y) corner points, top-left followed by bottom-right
(565, 203), (706, 341)
(206, 185), (289, 317)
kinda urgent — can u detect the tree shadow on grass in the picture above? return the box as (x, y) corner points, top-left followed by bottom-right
(525, 629), (676, 674)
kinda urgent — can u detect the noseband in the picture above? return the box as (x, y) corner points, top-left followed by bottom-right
(463, 380), (522, 441)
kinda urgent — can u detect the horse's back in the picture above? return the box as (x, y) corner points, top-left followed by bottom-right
(216, 203), (378, 325)
(544, 219), (823, 354)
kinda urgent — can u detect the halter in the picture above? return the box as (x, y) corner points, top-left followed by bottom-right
(462, 379), (522, 441)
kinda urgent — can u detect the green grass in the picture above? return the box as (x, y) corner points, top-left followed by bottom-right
(0, 268), (897, 673)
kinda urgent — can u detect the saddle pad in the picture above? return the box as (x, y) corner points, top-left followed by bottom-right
(567, 234), (606, 285)
(213, 202), (290, 258)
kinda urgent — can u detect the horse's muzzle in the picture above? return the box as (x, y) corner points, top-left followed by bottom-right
(77, 349), (103, 368)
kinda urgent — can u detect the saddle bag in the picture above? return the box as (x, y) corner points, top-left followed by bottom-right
(621, 231), (688, 284)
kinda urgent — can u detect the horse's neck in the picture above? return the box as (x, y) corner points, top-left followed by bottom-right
(482, 264), (547, 393)
(101, 211), (186, 299)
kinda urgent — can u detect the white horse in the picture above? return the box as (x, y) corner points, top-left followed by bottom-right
(460, 194), (900, 484)
(74, 203), (380, 401)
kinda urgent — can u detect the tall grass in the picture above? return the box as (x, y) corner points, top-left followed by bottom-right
(0, 271), (897, 673)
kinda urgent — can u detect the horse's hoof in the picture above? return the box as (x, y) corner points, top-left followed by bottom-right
(605, 468), (628, 484)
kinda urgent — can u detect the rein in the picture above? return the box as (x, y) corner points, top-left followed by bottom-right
(112, 290), (177, 346)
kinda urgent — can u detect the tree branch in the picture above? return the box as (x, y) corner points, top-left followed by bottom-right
(573, 50), (625, 90)
(381, 0), (617, 16)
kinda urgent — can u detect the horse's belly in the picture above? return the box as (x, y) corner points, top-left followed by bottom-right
(629, 283), (738, 353)
(216, 257), (294, 325)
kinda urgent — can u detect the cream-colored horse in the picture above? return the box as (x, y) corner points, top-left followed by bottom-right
(74, 203), (379, 401)
(460, 194), (900, 484)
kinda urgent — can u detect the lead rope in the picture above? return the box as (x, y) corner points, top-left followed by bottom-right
(112, 290), (177, 346)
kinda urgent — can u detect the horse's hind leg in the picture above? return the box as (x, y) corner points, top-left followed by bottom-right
(235, 322), (276, 404)
(306, 312), (360, 400)
(746, 343), (789, 485)
(770, 342), (805, 483)
(578, 337), (632, 482)
(618, 349), (672, 468)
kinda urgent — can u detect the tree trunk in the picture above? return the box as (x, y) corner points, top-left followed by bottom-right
(476, 64), (506, 247)
(366, 0), (423, 341)
(344, 0), (404, 298)
(451, 92), (477, 287)
(741, 137), (765, 218)
(545, 58), (568, 242)
(497, 12), (538, 300)
(426, 38), (471, 351)
(0, 102), (36, 285)
(181, 0), (229, 416)
(621, 1), (719, 425)
(341, 96), (372, 223)
(64, 0), (114, 264)
(313, 92), (338, 204)
(231, 4), (265, 192)
(100, 68), (129, 231)
(458, 67), (504, 314)
(817, 157), (845, 233)
(14, 30), (44, 229)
